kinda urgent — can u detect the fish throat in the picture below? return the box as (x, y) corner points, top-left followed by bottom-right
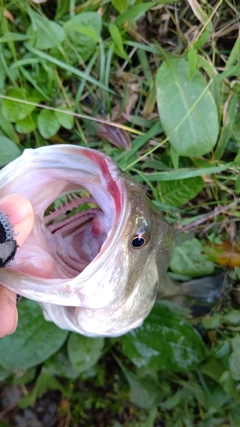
(44, 190), (111, 278)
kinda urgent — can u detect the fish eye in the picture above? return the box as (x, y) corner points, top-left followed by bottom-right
(131, 234), (149, 249)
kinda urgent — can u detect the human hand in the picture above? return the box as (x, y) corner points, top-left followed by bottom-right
(0, 194), (34, 338)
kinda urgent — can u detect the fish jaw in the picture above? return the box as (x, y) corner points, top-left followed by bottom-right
(0, 145), (174, 336)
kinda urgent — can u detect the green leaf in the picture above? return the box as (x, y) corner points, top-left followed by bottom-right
(223, 310), (240, 325)
(38, 109), (61, 138)
(128, 374), (162, 409)
(214, 94), (238, 159)
(188, 46), (198, 79)
(64, 12), (102, 62)
(112, 0), (129, 13)
(225, 31), (240, 70)
(27, 47), (115, 94)
(54, 106), (74, 130)
(108, 23), (128, 60)
(235, 174), (240, 194)
(118, 360), (163, 409)
(2, 88), (39, 122)
(229, 336), (240, 380)
(67, 333), (104, 373)
(155, 0), (179, 3)
(0, 136), (21, 166)
(26, 13), (65, 50)
(156, 57), (219, 157)
(122, 302), (206, 371)
(0, 299), (68, 370)
(65, 24), (99, 42)
(170, 238), (215, 277)
(158, 176), (204, 207)
(0, 364), (11, 381)
(200, 357), (225, 382)
(193, 30), (210, 49)
(115, 3), (153, 26)
(232, 111), (240, 142)
(202, 313), (222, 330)
(56, 0), (71, 20)
(0, 107), (19, 143)
(228, 406), (240, 427)
(19, 367), (65, 408)
(16, 111), (38, 133)
(45, 351), (79, 379)
(0, 33), (30, 43)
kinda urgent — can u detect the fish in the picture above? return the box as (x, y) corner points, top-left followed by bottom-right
(0, 144), (182, 337)
(0, 145), (223, 337)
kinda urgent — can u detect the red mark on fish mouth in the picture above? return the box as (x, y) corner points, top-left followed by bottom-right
(80, 149), (123, 215)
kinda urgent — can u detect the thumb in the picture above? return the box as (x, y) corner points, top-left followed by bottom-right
(0, 194), (34, 337)
(0, 193), (34, 247)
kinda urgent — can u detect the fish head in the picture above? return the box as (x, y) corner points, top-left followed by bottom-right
(0, 145), (174, 336)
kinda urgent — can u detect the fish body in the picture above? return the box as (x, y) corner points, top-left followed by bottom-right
(0, 145), (177, 337)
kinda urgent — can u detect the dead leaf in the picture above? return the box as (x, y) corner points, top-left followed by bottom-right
(97, 124), (131, 151)
(206, 241), (240, 268)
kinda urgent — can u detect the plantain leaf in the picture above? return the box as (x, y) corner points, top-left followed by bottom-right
(122, 302), (206, 371)
(0, 136), (21, 166)
(64, 12), (102, 62)
(0, 299), (68, 370)
(26, 12), (65, 50)
(158, 176), (204, 207)
(170, 238), (215, 277)
(156, 57), (219, 157)
(67, 333), (104, 373)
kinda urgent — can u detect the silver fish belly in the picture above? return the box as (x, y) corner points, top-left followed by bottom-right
(0, 145), (175, 337)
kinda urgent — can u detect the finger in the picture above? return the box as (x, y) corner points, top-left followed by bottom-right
(0, 194), (34, 246)
(0, 195), (34, 337)
(0, 286), (18, 337)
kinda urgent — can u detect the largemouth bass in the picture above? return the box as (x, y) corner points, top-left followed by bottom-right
(0, 145), (222, 336)
(0, 145), (181, 337)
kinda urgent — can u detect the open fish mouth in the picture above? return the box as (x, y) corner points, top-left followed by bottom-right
(44, 189), (111, 278)
(0, 146), (127, 307)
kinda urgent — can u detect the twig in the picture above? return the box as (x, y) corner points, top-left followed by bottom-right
(176, 198), (240, 233)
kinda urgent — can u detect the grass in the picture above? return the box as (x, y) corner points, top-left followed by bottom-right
(0, 0), (240, 426)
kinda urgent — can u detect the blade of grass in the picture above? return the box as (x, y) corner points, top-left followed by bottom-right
(133, 163), (232, 182)
(74, 50), (99, 109)
(19, 66), (50, 101)
(117, 121), (162, 169)
(26, 47), (116, 94)
(0, 94), (142, 135)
